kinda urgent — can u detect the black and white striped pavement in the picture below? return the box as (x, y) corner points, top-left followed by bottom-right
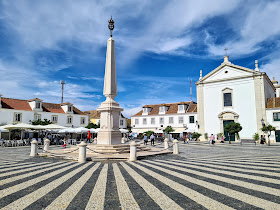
(0, 154), (280, 210)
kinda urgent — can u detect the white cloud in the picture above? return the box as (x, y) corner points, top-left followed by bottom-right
(207, 1), (280, 57)
(1, 0), (280, 114)
(261, 59), (280, 80)
(121, 106), (142, 118)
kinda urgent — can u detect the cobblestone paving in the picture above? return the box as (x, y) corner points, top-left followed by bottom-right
(0, 143), (280, 209)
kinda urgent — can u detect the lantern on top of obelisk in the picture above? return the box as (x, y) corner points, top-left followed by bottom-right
(108, 16), (114, 37)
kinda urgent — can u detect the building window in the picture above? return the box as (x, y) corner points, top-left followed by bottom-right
(224, 93), (232, 107)
(189, 116), (194, 123)
(135, 119), (139, 125)
(151, 118), (155, 124)
(34, 114), (41, 121)
(68, 106), (72, 112)
(67, 116), (72, 124)
(169, 117), (173, 124)
(81, 117), (86, 124)
(52, 115), (58, 123)
(143, 118), (147, 125)
(179, 117), (184, 124)
(35, 102), (41, 109)
(273, 112), (280, 121)
(120, 120), (124, 126)
(159, 106), (165, 112)
(14, 113), (22, 122)
(160, 117), (164, 124)
(178, 105), (184, 111)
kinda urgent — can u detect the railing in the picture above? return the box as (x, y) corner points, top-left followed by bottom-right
(30, 138), (180, 162)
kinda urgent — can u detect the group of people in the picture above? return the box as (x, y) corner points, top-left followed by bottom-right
(209, 134), (225, 145)
(143, 133), (156, 146)
(260, 135), (267, 144)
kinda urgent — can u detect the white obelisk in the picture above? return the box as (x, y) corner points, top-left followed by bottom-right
(97, 17), (123, 145)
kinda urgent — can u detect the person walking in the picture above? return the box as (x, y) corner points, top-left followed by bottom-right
(62, 137), (67, 148)
(87, 131), (91, 143)
(150, 133), (155, 146)
(143, 134), (148, 145)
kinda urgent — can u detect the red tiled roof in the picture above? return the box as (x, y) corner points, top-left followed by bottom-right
(42, 102), (65, 113)
(267, 97), (280, 108)
(132, 101), (197, 116)
(1, 97), (86, 115)
(1, 98), (32, 111)
(27, 98), (42, 102)
(61, 102), (73, 105)
(85, 110), (101, 119)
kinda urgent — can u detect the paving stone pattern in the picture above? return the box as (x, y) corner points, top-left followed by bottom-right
(0, 143), (280, 209)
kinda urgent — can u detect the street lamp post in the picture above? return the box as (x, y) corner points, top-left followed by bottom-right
(61, 80), (66, 104)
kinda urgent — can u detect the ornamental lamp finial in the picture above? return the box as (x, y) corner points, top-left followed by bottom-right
(108, 16), (114, 37)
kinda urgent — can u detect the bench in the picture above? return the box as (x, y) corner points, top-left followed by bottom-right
(240, 139), (256, 145)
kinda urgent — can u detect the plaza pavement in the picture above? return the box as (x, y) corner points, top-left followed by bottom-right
(0, 142), (280, 209)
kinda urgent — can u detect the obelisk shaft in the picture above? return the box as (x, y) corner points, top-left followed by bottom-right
(103, 38), (117, 97)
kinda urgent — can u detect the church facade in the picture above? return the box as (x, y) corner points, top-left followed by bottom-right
(196, 55), (276, 141)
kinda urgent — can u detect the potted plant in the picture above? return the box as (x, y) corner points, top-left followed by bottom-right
(204, 133), (209, 141)
(192, 132), (202, 141)
(253, 133), (260, 143)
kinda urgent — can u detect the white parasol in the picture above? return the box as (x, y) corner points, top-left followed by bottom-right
(120, 128), (129, 133)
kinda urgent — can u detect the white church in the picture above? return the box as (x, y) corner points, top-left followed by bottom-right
(196, 55), (280, 142)
(132, 54), (280, 143)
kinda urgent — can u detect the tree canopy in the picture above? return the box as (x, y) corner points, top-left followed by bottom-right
(144, 130), (154, 137)
(32, 119), (52, 125)
(224, 122), (242, 135)
(85, 122), (100, 129)
(261, 124), (276, 133)
(163, 126), (174, 134)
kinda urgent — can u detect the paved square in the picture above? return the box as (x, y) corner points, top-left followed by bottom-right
(0, 142), (280, 209)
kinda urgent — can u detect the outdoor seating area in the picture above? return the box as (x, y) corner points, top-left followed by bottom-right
(0, 123), (130, 147)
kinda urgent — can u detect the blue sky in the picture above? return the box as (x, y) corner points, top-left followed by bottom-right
(0, 0), (280, 117)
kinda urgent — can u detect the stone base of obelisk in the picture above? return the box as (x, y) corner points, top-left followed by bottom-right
(96, 130), (122, 145)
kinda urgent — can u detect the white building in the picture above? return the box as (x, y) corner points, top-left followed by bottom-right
(0, 95), (89, 127)
(85, 110), (128, 129)
(131, 101), (198, 137)
(266, 78), (280, 142)
(196, 55), (276, 141)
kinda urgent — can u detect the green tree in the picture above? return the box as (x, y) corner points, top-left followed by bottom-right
(192, 132), (202, 140)
(163, 126), (174, 141)
(144, 130), (154, 137)
(261, 124), (276, 145)
(85, 122), (100, 129)
(32, 119), (52, 125)
(163, 126), (174, 134)
(224, 122), (242, 144)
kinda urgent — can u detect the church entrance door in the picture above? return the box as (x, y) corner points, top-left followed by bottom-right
(223, 120), (235, 141)
(276, 130), (280, 142)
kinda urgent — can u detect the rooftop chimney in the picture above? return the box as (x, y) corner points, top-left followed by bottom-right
(199, 70), (202, 80)
(0, 94), (2, 108)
